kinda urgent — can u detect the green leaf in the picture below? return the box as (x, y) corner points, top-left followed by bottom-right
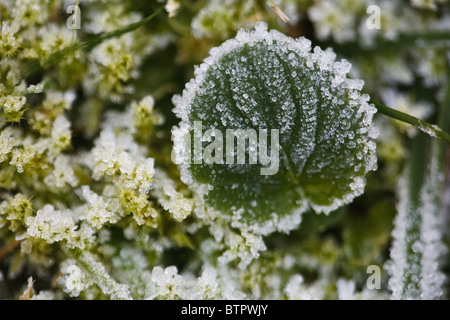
(172, 22), (378, 234)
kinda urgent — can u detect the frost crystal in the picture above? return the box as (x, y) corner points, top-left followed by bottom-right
(172, 22), (377, 234)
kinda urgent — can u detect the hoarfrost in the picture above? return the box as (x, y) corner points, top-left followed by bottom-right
(387, 143), (447, 300)
(172, 22), (377, 235)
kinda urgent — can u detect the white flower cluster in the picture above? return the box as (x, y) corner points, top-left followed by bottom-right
(58, 259), (89, 297)
(21, 204), (96, 251)
(0, 193), (33, 233)
(79, 98), (159, 226)
(24, 204), (77, 243)
(77, 186), (120, 230)
(151, 169), (193, 222)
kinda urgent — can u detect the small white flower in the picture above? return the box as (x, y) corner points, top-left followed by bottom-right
(90, 129), (143, 179)
(58, 260), (89, 297)
(196, 267), (220, 299)
(308, 0), (357, 43)
(0, 95), (26, 114)
(149, 266), (185, 299)
(44, 155), (78, 189)
(165, 0), (180, 18)
(0, 21), (21, 57)
(65, 265), (86, 295)
(0, 127), (17, 163)
(151, 169), (193, 222)
(50, 115), (72, 153)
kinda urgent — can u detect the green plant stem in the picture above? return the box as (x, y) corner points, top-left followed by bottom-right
(390, 71), (450, 299)
(371, 100), (450, 144)
(78, 4), (165, 51)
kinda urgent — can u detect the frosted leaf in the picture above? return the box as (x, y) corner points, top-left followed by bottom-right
(172, 22), (377, 235)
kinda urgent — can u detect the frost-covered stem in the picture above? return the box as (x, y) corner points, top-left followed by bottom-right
(73, 251), (133, 300)
(388, 74), (449, 299)
(416, 72), (450, 299)
(388, 133), (427, 299)
(268, 0), (290, 23)
(371, 100), (450, 144)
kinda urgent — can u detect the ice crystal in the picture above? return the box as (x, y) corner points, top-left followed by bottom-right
(44, 155), (78, 190)
(172, 22), (377, 234)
